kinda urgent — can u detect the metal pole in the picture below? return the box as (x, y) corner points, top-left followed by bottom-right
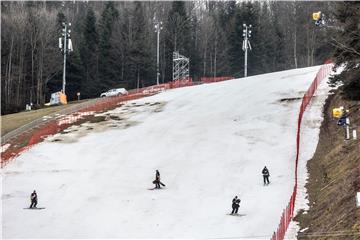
(244, 25), (248, 78)
(156, 23), (160, 85)
(346, 117), (350, 140)
(62, 23), (67, 94)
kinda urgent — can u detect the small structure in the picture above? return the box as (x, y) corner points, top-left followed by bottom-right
(45, 91), (67, 106)
(173, 51), (189, 81)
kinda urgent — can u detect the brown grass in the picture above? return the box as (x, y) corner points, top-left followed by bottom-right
(1, 100), (90, 136)
(295, 90), (360, 239)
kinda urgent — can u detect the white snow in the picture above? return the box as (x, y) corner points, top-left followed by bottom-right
(2, 66), (331, 239)
(1, 144), (11, 153)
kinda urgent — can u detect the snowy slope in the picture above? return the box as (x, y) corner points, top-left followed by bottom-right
(2, 66), (331, 239)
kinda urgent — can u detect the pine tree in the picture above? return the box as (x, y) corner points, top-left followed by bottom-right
(66, 49), (84, 101)
(188, 11), (201, 81)
(127, 2), (153, 88)
(330, 2), (360, 100)
(164, 1), (191, 81)
(98, 1), (119, 92)
(80, 6), (99, 98)
(227, 4), (244, 77)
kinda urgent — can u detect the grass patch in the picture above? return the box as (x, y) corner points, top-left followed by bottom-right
(1, 100), (90, 136)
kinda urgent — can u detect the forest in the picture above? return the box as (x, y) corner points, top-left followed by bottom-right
(0, 1), (351, 114)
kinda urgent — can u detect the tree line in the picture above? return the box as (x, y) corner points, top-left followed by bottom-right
(330, 2), (360, 100)
(1, 1), (336, 114)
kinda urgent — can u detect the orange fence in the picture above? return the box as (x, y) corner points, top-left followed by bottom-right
(271, 62), (333, 240)
(201, 76), (234, 83)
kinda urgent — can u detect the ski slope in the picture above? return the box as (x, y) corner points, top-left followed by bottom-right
(2, 66), (331, 239)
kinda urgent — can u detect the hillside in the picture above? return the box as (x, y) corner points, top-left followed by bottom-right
(296, 89), (360, 239)
(2, 66), (330, 238)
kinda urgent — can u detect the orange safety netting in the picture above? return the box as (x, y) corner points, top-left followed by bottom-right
(201, 76), (234, 83)
(271, 62), (333, 240)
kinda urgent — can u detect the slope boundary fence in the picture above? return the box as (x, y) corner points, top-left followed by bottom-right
(271, 61), (334, 240)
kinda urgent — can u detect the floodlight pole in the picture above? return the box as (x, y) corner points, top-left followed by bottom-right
(242, 24), (252, 78)
(59, 22), (73, 94)
(154, 20), (162, 85)
(62, 23), (67, 94)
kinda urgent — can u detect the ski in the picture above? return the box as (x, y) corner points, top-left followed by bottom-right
(23, 207), (46, 210)
(227, 213), (245, 217)
(147, 187), (165, 190)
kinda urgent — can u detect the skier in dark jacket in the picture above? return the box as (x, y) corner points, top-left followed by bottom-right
(30, 190), (38, 208)
(153, 170), (166, 189)
(262, 166), (270, 185)
(231, 196), (241, 214)
(155, 170), (161, 188)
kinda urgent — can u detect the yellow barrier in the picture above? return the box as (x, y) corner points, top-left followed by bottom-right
(60, 92), (67, 105)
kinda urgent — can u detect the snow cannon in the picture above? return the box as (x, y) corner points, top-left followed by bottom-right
(332, 108), (343, 118)
(312, 11), (324, 26)
(312, 11), (322, 21)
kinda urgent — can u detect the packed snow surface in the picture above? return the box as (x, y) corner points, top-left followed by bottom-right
(2, 66), (331, 239)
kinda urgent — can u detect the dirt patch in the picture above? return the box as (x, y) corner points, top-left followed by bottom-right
(45, 101), (166, 144)
(295, 90), (360, 239)
(152, 102), (166, 112)
(109, 115), (123, 121)
(88, 116), (107, 123)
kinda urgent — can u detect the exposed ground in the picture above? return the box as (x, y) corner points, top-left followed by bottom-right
(1, 99), (90, 136)
(46, 101), (166, 144)
(295, 89), (360, 239)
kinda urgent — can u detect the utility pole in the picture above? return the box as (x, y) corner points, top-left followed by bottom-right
(242, 23), (252, 77)
(154, 17), (163, 85)
(59, 22), (73, 94)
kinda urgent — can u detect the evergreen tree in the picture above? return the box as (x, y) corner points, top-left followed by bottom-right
(227, 4), (244, 77)
(254, 2), (276, 73)
(188, 13), (201, 81)
(127, 2), (153, 88)
(66, 49), (84, 101)
(330, 2), (360, 100)
(164, 1), (191, 81)
(98, 1), (119, 91)
(56, 11), (66, 32)
(80, 6), (99, 98)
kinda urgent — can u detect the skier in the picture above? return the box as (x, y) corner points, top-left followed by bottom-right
(30, 190), (38, 208)
(231, 196), (241, 215)
(152, 170), (165, 189)
(262, 166), (270, 185)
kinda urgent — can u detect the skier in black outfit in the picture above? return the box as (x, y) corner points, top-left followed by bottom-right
(262, 166), (270, 185)
(153, 170), (166, 189)
(30, 190), (38, 208)
(231, 196), (241, 214)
